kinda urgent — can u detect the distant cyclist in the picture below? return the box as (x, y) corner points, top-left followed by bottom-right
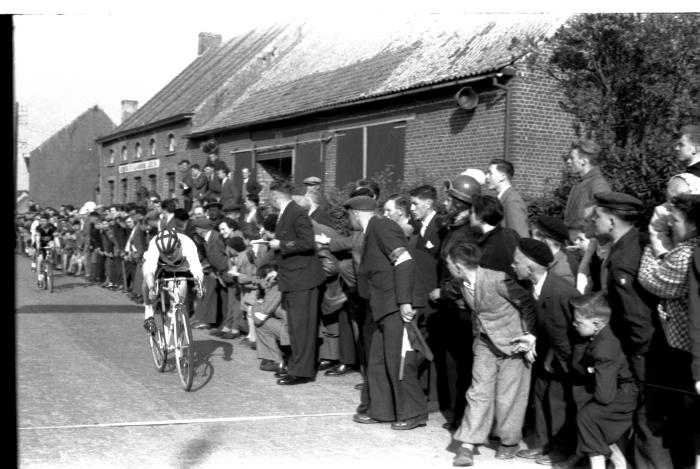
(33, 212), (60, 288)
(142, 228), (204, 334)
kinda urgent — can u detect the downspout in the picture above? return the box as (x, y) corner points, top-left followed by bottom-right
(492, 74), (512, 161)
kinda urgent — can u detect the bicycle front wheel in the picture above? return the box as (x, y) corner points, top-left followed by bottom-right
(46, 261), (54, 293)
(149, 305), (168, 372)
(174, 305), (194, 391)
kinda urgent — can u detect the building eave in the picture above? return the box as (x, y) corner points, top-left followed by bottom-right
(96, 113), (195, 144)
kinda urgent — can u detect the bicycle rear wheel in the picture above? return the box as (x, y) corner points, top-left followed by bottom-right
(46, 260), (54, 293)
(149, 305), (168, 372)
(174, 304), (194, 391)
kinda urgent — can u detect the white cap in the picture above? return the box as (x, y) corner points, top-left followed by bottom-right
(461, 168), (486, 185)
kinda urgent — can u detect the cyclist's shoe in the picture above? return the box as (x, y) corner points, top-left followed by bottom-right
(143, 317), (157, 335)
(31, 263), (36, 272)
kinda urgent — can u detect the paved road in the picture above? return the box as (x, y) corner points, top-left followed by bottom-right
(16, 255), (538, 469)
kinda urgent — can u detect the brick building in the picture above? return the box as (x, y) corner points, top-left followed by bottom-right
(98, 14), (576, 207)
(29, 106), (115, 208)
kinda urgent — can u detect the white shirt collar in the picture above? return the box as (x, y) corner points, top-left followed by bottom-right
(420, 210), (436, 237)
(279, 198), (292, 216)
(533, 271), (548, 299)
(497, 184), (511, 200)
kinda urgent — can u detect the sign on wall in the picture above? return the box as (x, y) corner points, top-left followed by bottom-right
(118, 159), (160, 174)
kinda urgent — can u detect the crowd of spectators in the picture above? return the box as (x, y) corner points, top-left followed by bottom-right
(14, 128), (700, 469)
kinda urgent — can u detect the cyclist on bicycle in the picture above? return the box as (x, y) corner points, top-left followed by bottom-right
(33, 212), (61, 288)
(142, 227), (204, 334)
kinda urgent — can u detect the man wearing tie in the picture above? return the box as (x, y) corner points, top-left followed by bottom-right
(267, 180), (326, 385)
(239, 167), (262, 205)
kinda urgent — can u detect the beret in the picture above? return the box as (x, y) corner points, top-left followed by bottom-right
(535, 216), (569, 244)
(222, 200), (242, 212)
(303, 176), (322, 185)
(191, 217), (214, 230)
(594, 191), (643, 212)
(343, 196), (377, 211)
(204, 201), (223, 210)
(519, 238), (554, 267)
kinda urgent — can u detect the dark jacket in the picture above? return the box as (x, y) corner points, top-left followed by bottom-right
(605, 228), (659, 356)
(535, 272), (582, 364)
(689, 246), (700, 381)
(274, 201), (326, 292)
(357, 216), (415, 321)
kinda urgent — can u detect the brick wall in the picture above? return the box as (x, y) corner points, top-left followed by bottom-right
(29, 106), (115, 208)
(509, 46), (576, 200)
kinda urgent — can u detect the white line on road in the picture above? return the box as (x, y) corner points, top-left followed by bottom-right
(19, 411), (356, 431)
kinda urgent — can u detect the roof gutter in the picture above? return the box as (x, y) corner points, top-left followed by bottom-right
(96, 113), (195, 144)
(186, 66), (516, 139)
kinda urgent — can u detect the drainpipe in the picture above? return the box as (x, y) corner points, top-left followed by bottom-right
(492, 71), (514, 161)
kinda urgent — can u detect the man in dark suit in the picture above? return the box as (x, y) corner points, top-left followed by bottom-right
(178, 160), (195, 213)
(190, 164), (208, 208)
(268, 180), (326, 385)
(592, 191), (671, 469)
(203, 164), (221, 202)
(511, 238), (582, 464)
(238, 167), (262, 205)
(218, 166), (239, 208)
(190, 217), (229, 329)
(346, 195), (428, 430)
(486, 159), (530, 238)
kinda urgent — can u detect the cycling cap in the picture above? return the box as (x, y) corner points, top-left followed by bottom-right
(155, 228), (181, 255)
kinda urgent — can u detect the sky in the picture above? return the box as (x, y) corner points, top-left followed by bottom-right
(10, 0), (695, 191)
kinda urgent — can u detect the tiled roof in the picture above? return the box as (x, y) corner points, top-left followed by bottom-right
(192, 13), (568, 135)
(105, 25), (290, 137)
(104, 14), (569, 140)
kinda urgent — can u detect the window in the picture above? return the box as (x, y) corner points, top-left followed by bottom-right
(168, 134), (175, 152)
(135, 142), (142, 159)
(334, 121), (405, 191)
(167, 172), (176, 199)
(148, 174), (157, 192)
(149, 138), (156, 156)
(121, 145), (127, 161)
(121, 178), (128, 203)
(134, 176), (142, 200)
(109, 149), (115, 165)
(108, 180), (115, 204)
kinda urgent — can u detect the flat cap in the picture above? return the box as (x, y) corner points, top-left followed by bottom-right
(535, 216), (569, 244)
(303, 176), (322, 186)
(204, 201), (223, 210)
(190, 217), (214, 230)
(519, 238), (554, 267)
(594, 191), (643, 212)
(343, 196), (377, 211)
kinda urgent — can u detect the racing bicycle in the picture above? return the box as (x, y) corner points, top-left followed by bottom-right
(149, 275), (202, 391)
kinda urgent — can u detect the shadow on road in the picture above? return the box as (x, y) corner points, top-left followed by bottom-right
(16, 305), (142, 314)
(187, 339), (234, 392)
(174, 437), (219, 469)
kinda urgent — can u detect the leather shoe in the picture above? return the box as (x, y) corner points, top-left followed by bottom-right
(274, 366), (288, 378)
(317, 359), (337, 371)
(354, 382), (364, 390)
(259, 359), (280, 372)
(517, 447), (545, 459)
(324, 364), (355, 376)
(276, 375), (312, 385)
(391, 415), (427, 430)
(352, 413), (382, 424)
(453, 446), (474, 467)
(495, 445), (520, 460)
(442, 421), (460, 432)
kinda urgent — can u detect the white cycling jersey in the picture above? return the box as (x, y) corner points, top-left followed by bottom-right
(142, 232), (204, 286)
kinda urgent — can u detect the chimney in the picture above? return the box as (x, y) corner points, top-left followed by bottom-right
(121, 100), (139, 123)
(198, 32), (222, 55)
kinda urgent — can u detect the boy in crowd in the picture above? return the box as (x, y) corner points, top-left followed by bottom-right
(447, 242), (537, 467)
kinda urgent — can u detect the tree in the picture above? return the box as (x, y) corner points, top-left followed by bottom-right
(534, 13), (700, 221)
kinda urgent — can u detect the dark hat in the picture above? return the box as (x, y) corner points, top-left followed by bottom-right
(303, 176), (322, 186)
(191, 217), (214, 230)
(204, 201), (223, 210)
(222, 200), (242, 212)
(518, 238), (554, 267)
(593, 191), (643, 212)
(535, 216), (569, 244)
(212, 160), (228, 171)
(343, 196), (377, 211)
